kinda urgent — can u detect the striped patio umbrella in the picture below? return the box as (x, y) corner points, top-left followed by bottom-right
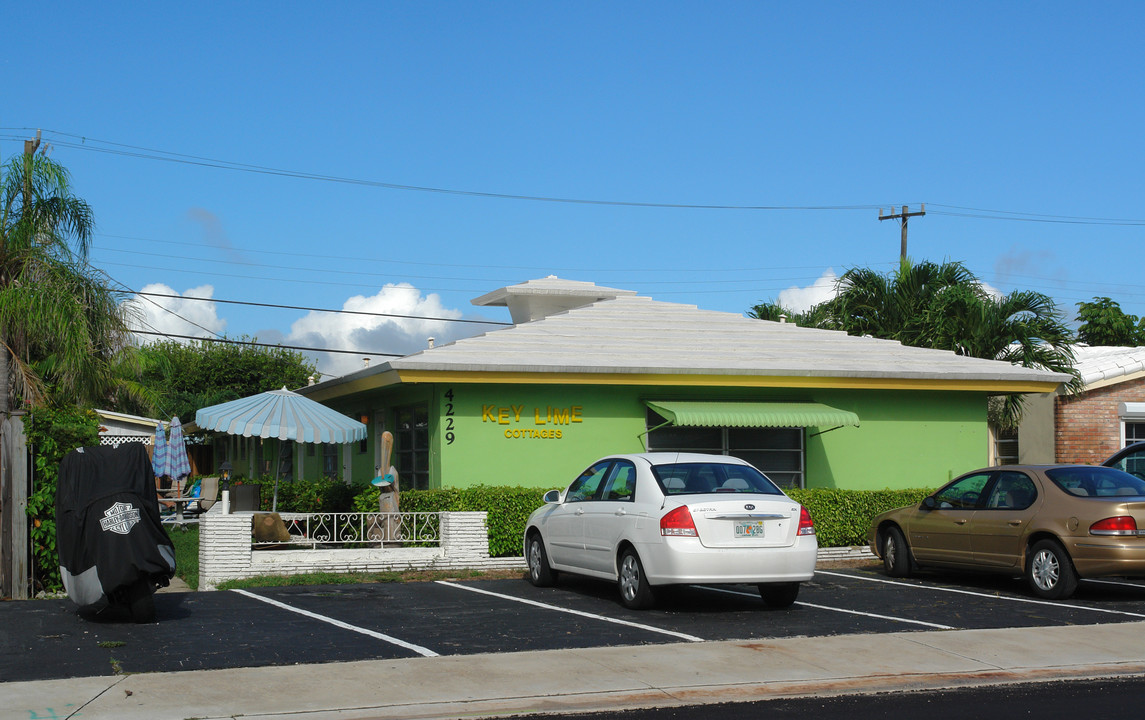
(151, 421), (171, 479)
(167, 417), (192, 481)
(194, 387), (366, 443)
(194, 388), (367, 511)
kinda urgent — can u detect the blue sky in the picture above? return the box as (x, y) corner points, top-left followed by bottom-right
(7, 2), (1144, 378)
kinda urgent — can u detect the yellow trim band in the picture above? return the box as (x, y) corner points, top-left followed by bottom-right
(389, 370), (1059, 393)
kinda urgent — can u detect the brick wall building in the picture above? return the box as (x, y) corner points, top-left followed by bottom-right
(1055, 375), (1145, 464)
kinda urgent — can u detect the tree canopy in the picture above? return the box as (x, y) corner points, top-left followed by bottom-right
(1076, 297), (1145, 347)
(749, 259), (1079, 428)
(122, 338), (319, 422)
(0, 151), (137, 411)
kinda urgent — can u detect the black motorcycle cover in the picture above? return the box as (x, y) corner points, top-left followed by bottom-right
(56, 443), (176, 612)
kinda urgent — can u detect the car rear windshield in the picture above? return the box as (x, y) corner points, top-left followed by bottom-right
(651, 462), (784, 496)
(1045, 466), (1145, 498)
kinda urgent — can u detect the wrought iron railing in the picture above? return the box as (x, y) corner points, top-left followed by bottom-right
(253, 512), (441, 548)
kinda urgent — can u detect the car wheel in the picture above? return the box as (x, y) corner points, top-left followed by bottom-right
(617, 548), (655, 610)
(882, 526), (911, 578)
(526, 533), (557, 587)
(758, 582), (800, 608)
(1026, 538), (1078, 600)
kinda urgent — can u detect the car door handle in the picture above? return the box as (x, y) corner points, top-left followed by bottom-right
(1008, 520), (1022, 527)
(954, 519), (968, 525)
(614, 509), (627, 516)
(575, 508), (585, 516)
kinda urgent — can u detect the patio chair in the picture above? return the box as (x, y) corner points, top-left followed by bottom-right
(183, 477), (219, 517)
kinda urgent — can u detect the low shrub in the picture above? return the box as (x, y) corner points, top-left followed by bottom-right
(354, 484), (554, 557)
(349, 484), (933, 556)
(787, 488), (932, 548)
(229, 475), (360, 513)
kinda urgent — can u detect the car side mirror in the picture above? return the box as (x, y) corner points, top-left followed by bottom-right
(921, 496), (937, 511)
(543, 489), (561, 504)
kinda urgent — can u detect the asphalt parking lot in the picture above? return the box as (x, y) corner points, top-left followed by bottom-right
(6, 565), (1145, 684)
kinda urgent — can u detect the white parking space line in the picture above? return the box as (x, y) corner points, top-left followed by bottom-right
(816, 570), (1145, 619)
(1087, 578), (1145, 590)
(693, 585), (955, 629)
(231, 589), (440, 657)
(436, 581), (705, 642)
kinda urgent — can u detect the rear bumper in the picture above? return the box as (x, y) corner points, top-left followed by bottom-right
(636, 534), (818, 586)
(1066, 538), (1145, 578)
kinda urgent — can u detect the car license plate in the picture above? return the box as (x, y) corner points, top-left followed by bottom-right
(735, 521), (766, 538)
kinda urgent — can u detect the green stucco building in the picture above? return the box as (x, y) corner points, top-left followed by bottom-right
(230, 277), (1069, 492)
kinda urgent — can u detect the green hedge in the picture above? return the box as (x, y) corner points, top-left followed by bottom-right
(223, 478), (932, 557)
(232, 475), (359, 514)
(787, 488), (932, 548)
(349, 484), (932, 557)
(354, 484), (553, 557)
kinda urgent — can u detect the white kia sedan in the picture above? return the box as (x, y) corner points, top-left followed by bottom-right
(523, 453), (818, 609)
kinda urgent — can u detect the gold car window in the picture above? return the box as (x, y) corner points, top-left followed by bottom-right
(985, 472), (1037, 510)
(934, 473), (991, 509)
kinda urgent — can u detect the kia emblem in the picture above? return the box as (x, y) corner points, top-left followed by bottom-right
(744, 504), (755, 510)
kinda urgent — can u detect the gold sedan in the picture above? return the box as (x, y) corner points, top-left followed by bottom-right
(868, 465), (1145, 599)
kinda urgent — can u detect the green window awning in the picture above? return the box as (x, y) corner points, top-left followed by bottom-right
(645, 401), (860, 429)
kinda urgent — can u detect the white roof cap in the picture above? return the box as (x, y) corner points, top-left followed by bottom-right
(472, 276), (637, 324)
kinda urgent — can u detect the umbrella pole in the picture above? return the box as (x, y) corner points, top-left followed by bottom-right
(271, 439), (291, 512)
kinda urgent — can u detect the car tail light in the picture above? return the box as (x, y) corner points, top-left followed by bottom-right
(797, 506), (815, 536)
(660, 506), (698, 537)
(1090, 516), (1140, 536)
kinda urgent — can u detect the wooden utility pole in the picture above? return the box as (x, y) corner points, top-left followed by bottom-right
(879, 203), (926, 261)
(0, 131), (40, 599)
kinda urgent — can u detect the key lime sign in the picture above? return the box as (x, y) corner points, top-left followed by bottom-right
(482, 403), (583, 440)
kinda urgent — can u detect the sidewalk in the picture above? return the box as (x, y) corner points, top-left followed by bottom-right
(10, 620), (1145, 720)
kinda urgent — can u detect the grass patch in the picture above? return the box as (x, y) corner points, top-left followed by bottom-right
(98, 641), (126, 649)
(215, 568), (513, 591)
(168, 525), (200, 590)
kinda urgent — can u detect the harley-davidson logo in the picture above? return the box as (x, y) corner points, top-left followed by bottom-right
(99, 501), (141, 535)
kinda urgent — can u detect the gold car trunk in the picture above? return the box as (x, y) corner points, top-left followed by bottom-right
(690, 498), (800, 549)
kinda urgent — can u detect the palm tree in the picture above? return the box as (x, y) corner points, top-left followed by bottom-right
(0, 149), (136, 412)
(749, 258), (1079, 427)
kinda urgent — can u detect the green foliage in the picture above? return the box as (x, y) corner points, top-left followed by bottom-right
(787, 487), (932, 548)
(350, 484), (927, 555)
(749, 259), (1080, 428)
(354, 484), (554, 557)
(1076, 297), (1145, 347)
(230, 475), (359, 513)
(0, 152), (135, 410)
(125, 339), (318, 420)
(26, 406), (100, 593)
(169, 525), (199, 590)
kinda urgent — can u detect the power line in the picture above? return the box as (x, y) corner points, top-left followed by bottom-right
(134, 291), (512, 326)
(131, 330), (404, 357)
(1, 128), (888, 212)
(95, 233), (876, 277)
(7, 129), (1145, 226)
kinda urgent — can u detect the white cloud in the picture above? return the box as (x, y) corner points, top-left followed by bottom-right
(288, 283), (482, 379)
(776, 269), (839, 314)
(127, 283), (226, 344)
